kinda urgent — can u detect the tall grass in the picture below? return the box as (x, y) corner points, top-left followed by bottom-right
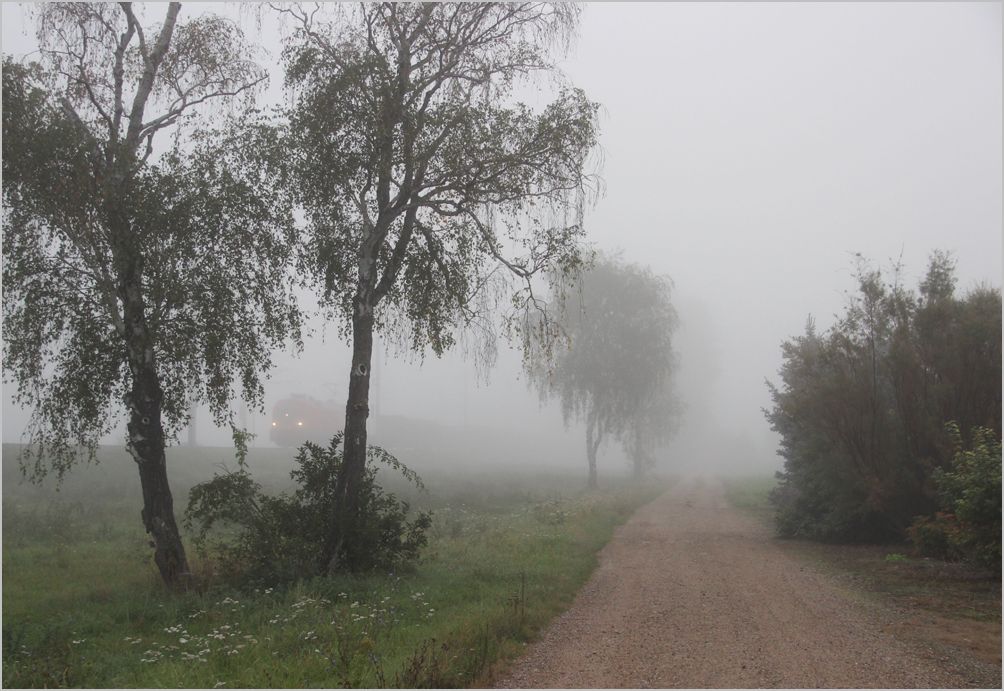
(2, 444), (665, 687)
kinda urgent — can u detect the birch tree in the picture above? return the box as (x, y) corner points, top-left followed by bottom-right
(1, 3), (300, 586)
(277, 2), (600, 571)
(527, 257), (678, 487)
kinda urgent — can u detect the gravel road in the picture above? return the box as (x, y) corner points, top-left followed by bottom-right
(496, 477), (998, 689)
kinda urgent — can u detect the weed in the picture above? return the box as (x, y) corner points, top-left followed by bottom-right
(507, 571), (527, 625)
(395, 638), (450, 688)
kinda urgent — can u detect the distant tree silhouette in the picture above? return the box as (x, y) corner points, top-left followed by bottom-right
(527, 256), (679, 487)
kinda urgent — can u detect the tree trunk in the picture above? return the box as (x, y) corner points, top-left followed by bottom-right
(632, 427), (645, 479)
(119, 264), (190, 587)
(133, 406), (189, 586)
(330, 297), (375, 572)
(187, 402), (198, 447)
(586, 412), (601, 490)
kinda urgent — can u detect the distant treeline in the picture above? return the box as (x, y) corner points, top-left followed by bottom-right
(766, 253), (1001, 568)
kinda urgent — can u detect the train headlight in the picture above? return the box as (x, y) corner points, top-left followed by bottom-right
(297, 421), (303, 427)
(271, 421), (277, 427)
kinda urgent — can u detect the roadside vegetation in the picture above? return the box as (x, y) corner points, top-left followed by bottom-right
(2, 443), (664, 688)
(765, 253), (1001, 572)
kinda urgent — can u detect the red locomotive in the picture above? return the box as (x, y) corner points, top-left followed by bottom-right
(269, 395), (342, 447)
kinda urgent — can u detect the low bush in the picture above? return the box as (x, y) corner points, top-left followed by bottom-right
(906, 512), (964, 562)
(185, 434), (431, 584)
(910, 424), (1001, 571)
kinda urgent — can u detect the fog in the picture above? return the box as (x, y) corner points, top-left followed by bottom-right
(2, 2), (1000, 480)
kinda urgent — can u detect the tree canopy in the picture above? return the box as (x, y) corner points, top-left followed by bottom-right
(3, 64), (300, 473)
(282, 2), (600, 355)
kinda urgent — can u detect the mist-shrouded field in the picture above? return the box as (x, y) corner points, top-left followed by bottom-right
(2, 442), (667, 688)
(2, 2), (1001, 689)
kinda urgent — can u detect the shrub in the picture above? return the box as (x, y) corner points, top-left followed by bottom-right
(906, 512), (964, 562)
(767, 254), (1001, 543)
(913, 423), (1002, 571)
(185, 434), (431, 584)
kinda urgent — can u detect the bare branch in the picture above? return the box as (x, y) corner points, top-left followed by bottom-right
(123, 1), (180, 149)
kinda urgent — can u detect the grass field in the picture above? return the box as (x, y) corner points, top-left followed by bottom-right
(2, 444), (666, 688)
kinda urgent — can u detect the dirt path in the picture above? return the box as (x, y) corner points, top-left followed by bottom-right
(496, 478), (997, 688)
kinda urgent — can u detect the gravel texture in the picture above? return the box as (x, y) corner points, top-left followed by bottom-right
(495, 477), (998, 689)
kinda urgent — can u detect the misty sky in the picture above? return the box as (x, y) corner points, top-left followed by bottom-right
(2, 2), (1001, 475)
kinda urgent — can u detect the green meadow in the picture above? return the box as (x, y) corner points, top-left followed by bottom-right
(2, 444), (665, 688)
